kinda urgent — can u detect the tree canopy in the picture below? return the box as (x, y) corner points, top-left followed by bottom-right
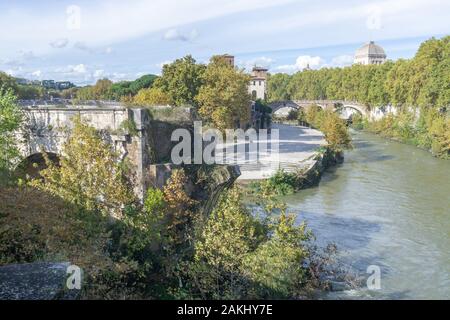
(153, 55), (206, 107)
(267, 36), (450, 109)
(196, 56), (251, 130)
(0, 88), (23, 182)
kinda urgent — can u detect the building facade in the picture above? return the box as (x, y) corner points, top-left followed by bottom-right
(354, 41), (387, 65)
(248, 66), (268, 101)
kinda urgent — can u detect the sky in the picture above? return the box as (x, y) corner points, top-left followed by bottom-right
(0, 0), (449, 85)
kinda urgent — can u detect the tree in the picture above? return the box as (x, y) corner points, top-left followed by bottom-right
(110, 74), (158, 101)
(320, 111), (352, 152)
(129, 74), (158, 94)
(134, 87), (173, 106)
(76, 79), (113, 101)
(196, 56), (251, 130)
(0, 72), (17, 93)
(153, 55), (206, 106)
(162, 169), (196, 248)
(0, 88), (23, 182)
(195, 188), (258, 273)
(242, 213), (310, 298)
(92, 79), (113, 100)
(30, 117), (134, 218)
(17, 85), (44, 100)
(266, 73), (291, 102)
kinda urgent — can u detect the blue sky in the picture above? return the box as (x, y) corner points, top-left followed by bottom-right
(0, 0), (449, 85)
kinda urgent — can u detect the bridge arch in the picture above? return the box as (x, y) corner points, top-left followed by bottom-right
(335, 104), (366, 120)
(15, 152), (60, 179)
(269, 101), (303, 118)
(271, 100), (369, 118)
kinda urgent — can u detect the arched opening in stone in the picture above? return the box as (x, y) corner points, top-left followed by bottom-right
(15, 153), (60, 180)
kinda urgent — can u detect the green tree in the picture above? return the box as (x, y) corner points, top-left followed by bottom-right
(134, 87), (173, 106)
(153, 56), (206, 107)
(0, 88), (23, 183)
(0, 72), (17, 93)
(267, 73), (291, 102)
(17, 85), (45, 100)
(76, 79), (113, 101)
(110, 74), (158, 101)
(320, 111), (352, 152)
(30, 117), (134, 218)
(196, 56), (251, 130)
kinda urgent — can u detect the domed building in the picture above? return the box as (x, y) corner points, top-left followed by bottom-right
(354, 41), (387, 65)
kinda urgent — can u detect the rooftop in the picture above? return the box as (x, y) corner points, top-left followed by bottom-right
(355, 41), (386, 58)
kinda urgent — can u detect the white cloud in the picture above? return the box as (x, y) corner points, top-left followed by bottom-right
(73, 41), (95, 53)
(331, 55), (354, 67)
(1, 51), (37, 66)
(366, 5), (383, 31)
(163, 28), (198, 42)
(31, 70), (42, 78)
(5, 69), (20, 77)
(157, 60), (173, 69)
(93, 69), (105, 78)
(239, 56), (274, 70)
(72, 64), (87, 74)
(276, 55), (324, 73)
(0, 0), (294, 53)
(49, 38), (69, 49)
(55, 64), (88, 75)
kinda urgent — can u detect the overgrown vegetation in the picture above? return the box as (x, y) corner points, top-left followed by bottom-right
(0, 115), (348, 299)
(250, 169), (301, 197)
(196, 56), (251, 130)
(0, 88), (24, 185)
(352, 107), (450, 159)
(301, 106), (352, 153)
(267, 36), (449, 108)
(268, 36), (449, 158)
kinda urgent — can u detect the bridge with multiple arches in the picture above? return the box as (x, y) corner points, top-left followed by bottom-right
(269, 100), (369, 120)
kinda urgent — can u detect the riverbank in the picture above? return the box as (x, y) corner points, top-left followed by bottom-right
(237, 123), (327, 181)
(351, 111), (450, 160)
(237, 123), (343, 194)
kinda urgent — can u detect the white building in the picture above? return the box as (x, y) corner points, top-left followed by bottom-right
(248, 66), (268, 101)
(354, 41), (387, 65)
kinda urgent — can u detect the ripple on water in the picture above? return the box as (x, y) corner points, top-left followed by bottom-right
(288, 131), (450, 299)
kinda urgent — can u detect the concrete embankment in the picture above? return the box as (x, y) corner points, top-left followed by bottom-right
(237, 123), (327, 181)
(237, 123), (343, 190)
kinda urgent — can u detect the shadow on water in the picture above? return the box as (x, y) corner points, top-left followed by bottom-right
(361, 154), (395, 163)
(296, 210), (382, 252)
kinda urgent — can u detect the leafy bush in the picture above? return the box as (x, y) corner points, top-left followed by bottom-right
(363, 108), (450, 159)
(30, 117), (134, 218)
(174, 187), (341, 300)
(0, 88), (23, 184)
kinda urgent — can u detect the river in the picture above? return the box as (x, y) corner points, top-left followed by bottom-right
(283, 130), (450, 299)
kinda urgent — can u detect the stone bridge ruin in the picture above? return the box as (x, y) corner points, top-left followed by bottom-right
(16, 105), (240, 205)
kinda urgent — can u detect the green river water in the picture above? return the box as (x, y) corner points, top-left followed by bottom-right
(284, 131), (450, 299)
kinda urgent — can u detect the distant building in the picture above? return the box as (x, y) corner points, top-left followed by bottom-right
(16, 78), (30, 85)
(42, 80), (56, 89)
(354, 41), (387, 65)
(221, 54), (235, 68)
(248, 66), (268, 101)
(56, 81), (75, 90)
(41, 80), (75, 90)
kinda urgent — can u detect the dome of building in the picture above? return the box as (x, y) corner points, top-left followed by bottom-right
(354, 41), (387, 65)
